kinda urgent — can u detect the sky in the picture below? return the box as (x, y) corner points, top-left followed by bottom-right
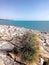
(0, 0), (49, 20)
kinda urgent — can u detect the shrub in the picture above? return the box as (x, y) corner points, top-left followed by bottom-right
(20, 33), (40, 62)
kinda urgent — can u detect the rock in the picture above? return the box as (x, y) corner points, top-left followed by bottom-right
(0, 25), (29, 65)
(0, 41), (14, 52)
(0, 54), (21, 65)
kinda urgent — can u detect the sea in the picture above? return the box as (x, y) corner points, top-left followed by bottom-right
(0, 19), (49, 32)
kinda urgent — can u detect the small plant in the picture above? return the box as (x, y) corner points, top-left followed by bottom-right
(21, 43), (36, 61)
(20, 33), (40, 63)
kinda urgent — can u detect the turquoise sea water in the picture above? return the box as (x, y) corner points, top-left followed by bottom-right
(0, 19), (49, 32)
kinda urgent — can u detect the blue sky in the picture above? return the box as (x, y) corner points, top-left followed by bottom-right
(0, 0), (49, 20)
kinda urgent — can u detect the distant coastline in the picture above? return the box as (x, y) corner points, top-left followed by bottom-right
(0, 18), (49, 21)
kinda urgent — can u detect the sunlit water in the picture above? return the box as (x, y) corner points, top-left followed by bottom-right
(0, 19), (49, 32)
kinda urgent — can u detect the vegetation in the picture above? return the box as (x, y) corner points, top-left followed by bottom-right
(20, 33), (41, 63)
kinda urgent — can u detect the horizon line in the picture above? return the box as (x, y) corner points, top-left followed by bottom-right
(0, 19), (49, 21)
